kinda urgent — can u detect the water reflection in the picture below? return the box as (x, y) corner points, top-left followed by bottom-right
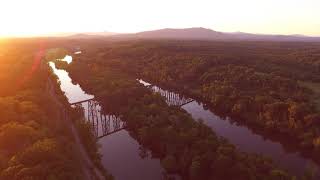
(151, 86), (194, 106)
(50, 54), (319, 179)
(61, 55), (73, 64)
(73, 100), (126, 138)
(183, 101), (318, 177)
(49, 62), (94, 103)
(139, 79), (319, 177)
(100, 131), (164, 180)
(50, 56), (165, 180)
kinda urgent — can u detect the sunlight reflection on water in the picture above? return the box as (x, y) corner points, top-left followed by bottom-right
(61, 55), (73, 64)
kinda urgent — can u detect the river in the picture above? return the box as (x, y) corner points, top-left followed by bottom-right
(50, 55), (319, 179)
(50, 55), (165, 180)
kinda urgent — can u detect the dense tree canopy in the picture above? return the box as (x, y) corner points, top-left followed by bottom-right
(61, 43), (314, 179)
(0, 40), (108, 180)
(69, 40), (320, 160)
(3, 38), (319, 179)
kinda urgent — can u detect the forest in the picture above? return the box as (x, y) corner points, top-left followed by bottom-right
(0, 39), (111, 180)
(67, 40), (320, 160)
(58, 39), (320, 180)
(2, 38), (320, 180)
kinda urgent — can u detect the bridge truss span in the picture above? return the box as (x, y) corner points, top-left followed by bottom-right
(150, 86), (194, 107)
(71, 99), (126, 139)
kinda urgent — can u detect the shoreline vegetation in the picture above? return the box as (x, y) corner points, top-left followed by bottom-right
(0, 42), (87, 179)
(0, 40), (111, 180)
(2, 38), (320, 180)
(64, 40), (320, 164)
(46, 48), (113, 180)
(58, 47), (314, 180)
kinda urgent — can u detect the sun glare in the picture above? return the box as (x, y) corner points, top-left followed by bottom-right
(0, 0), (319, 36)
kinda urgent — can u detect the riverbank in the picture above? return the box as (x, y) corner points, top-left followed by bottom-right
(46, 54), (112, 180)
(140, 78), (320, 164)
(57, 53), (302, 180)
(0, 43), (93, 180)
(75, 40), (320, 176)
(139, 79), (320, 178)
(50, 55), (166, 180)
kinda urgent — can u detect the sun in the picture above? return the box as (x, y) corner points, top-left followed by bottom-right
(0, 0), (68, 37)
(0, 0), (320, 37)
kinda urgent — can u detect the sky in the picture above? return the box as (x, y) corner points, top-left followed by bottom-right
(0, 0), (319, 37)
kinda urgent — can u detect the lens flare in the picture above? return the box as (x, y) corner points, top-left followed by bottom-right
(16, 42), (46, 88)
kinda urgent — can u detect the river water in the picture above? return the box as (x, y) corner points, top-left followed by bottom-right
(50, 55), (318, 179)
(140, 80), (319, 177)
(50, 55), (165, 180)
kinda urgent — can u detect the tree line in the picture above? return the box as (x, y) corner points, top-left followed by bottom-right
(79, 40), (320, 162)
(61, 44), (317, 180)
(0, 40), (112, 180)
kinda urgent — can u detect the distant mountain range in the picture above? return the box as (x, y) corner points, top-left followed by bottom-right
(68, 31), (118, 37)
(53, 31), (117, 38)
(68, 28), (320, 42)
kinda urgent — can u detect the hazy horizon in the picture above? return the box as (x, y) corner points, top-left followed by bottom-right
(1, 0), (320, 37)
(2, 2), (320, 179)
(2, 27), (320, 39)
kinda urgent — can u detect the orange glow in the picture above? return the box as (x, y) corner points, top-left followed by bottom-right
(16, 42), (46, 87)
(0, 0), (319, 37)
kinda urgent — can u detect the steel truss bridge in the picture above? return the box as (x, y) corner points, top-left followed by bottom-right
(71, 99), (126, 139)
(148, 85), (195, 107)
(70, 84), (195, 139)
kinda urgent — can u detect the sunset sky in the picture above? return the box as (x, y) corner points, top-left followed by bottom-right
(1, 0), (319, 37)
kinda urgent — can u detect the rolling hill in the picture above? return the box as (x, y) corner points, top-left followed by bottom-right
(115, 27), (320, 41)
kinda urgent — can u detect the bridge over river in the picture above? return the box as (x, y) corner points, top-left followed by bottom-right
(71, 99), (126, 139)
(70, 82), (195, 139)
(51, 55), (320, 179)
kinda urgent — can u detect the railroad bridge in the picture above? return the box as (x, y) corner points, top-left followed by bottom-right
(70, 85), (195, 139)
(147, 85), (195, 106)
(71, 99), (126, 139)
